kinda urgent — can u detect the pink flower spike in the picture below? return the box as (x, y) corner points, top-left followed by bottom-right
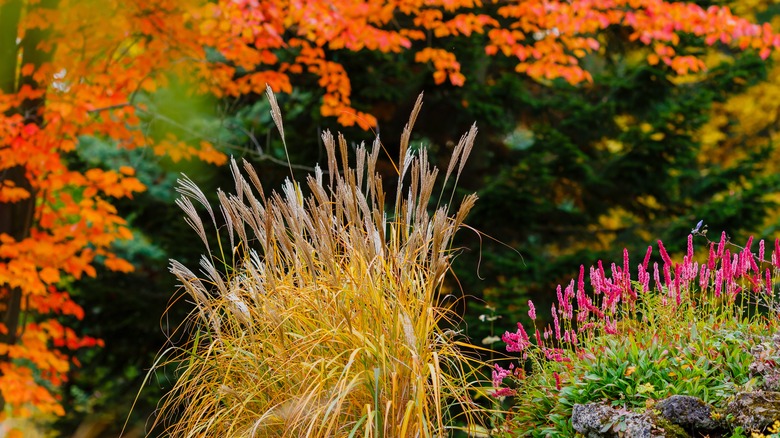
(491, 387), (516, 397)
(598, 260), (606, 287)
(687, 234), (694, 260)
(658, 240), (673, 267)
(674, 264), (682, 305)
(623, 248), (630, 282)
(528, 300), (536, 320)
(774, 239), (780, 268)
(717, 232), (726, 258)
(766, 268), (772, 295)
(724, 250), (732, 283)
(639, 265), (650, 293)
(605, 316), (617, 334)
(708, 243), (716, 270)
(642, 246), (653, 270)
(699, 266), (709, 291)
(589, 266), (602, 295)
(578, 265), (585, 297)
(715, 269), (723, 297)
(760, 239), (765, 263)
(564, 281), (575, 319)
(689, 261), (699, 284)
(503, 323), (530, 352)
(492, 364), (513, 389)
(663, 264), (672, 290)
(737, 251), (746, 275)
(552, 304), (561, 341)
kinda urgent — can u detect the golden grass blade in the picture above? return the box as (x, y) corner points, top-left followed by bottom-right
(400, 93), (424, 172)
(174, 195), (211, 255)
(265, 84), (293, 177)
(176, 174), (215, 224)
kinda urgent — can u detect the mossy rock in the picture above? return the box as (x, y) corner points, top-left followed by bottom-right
(572, 402), (689, 437)
(654, 395), (719, 431)
(725, 391), (780, 432)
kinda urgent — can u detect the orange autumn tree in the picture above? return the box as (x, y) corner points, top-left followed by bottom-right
(198, 0), (780, 122)
(0, 0), (227, 418)
(0, 0), (779, 420)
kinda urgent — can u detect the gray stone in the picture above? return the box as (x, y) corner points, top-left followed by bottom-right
(725, 391), (780, 431)
(571, 402), (675, 438)
(749, 332), (780, 391)
(654, 395), (718, 430)
(572, 403), (616, 437)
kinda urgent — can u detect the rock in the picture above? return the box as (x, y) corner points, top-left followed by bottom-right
(749, 339), (780, 391)
(725, 391), (780, 431)
(572, 403), (616, 437)
(571, 402), (686, 437)
(654, 395), (718, 430)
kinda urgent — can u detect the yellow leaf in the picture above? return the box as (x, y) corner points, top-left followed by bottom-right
(614, 114), (635, 131)
(605, 139), (623, 153)
(636, 382), (655, 394)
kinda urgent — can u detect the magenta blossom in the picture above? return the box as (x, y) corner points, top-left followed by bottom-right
(503, 322), (531, 352)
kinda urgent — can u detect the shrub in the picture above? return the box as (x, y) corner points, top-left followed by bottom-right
(493, 231), (780, 436)
(149, 92), (487, 437)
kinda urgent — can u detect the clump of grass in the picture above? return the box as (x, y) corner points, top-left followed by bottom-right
(150, 92), (485, 437)
(493, 231), (780, 436)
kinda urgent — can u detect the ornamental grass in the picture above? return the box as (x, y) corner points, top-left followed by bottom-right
(149, 91), (485, 437)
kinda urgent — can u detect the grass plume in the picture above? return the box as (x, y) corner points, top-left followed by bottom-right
(150, 95), (484, 437)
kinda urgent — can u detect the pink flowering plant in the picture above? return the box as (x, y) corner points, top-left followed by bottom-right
(491, 230), (780, 436)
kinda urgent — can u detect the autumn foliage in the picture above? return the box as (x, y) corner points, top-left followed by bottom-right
(1, 0), (779, 420)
